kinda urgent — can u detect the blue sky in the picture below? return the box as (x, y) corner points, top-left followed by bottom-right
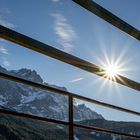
(1, 0), (140, 122)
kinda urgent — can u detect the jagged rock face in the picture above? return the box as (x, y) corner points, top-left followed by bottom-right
(0, 66), (104, 121)
(0, 66), (7, 73)
(74, 104), (103, 121)
(10, 69), (43, 83)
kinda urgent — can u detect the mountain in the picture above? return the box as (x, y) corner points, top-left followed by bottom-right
(0, 66), (103, 121)
(0, 66), (140, 140)
(74, 104), (103, 121)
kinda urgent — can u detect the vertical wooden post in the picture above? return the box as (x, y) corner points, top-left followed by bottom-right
(69, 95), (74, 140)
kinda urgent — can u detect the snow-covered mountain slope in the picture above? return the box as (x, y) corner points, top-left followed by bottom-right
(0, 66), (104, 121)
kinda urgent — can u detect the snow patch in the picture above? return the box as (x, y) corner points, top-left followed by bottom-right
(74, 135), (79, 140)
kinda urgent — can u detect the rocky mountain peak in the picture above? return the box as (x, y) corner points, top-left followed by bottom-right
(10, 68), (43, 83)
(74, 103), (104, 121)
(0, 65), (7, 73)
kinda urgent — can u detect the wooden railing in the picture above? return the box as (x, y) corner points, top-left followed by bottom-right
(0, 1), (140, 139)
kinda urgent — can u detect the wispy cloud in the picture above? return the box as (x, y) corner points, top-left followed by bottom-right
(0, 15), (14, 29)
(52, 13), (77, 52)
(0, 32), (10, 67)
(0, 47), (8, 54)
(2, 59), (10, 67)
(69, 78), (83, 83)
(51, 0), (60, 2)
(0, 9), (13, 67)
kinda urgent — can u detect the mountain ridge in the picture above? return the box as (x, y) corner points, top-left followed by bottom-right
(0, 65), (104, 121)
(0, 66), (140, 139)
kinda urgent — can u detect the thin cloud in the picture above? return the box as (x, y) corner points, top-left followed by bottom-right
(3, 59), (10, 67)
(69, 78), (83, 83)
(0, 47), (8, 54)
(51, 0), (60, 2)
(0, 15), (14, 29)
(0, 9), (12, 67)
(52, 13), (77, 52)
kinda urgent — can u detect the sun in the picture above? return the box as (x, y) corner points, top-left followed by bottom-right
(103, 64), (120, 80)
(105, 64), (118, 77)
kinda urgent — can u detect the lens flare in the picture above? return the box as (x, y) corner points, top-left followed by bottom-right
(104, 64), (119, 79)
